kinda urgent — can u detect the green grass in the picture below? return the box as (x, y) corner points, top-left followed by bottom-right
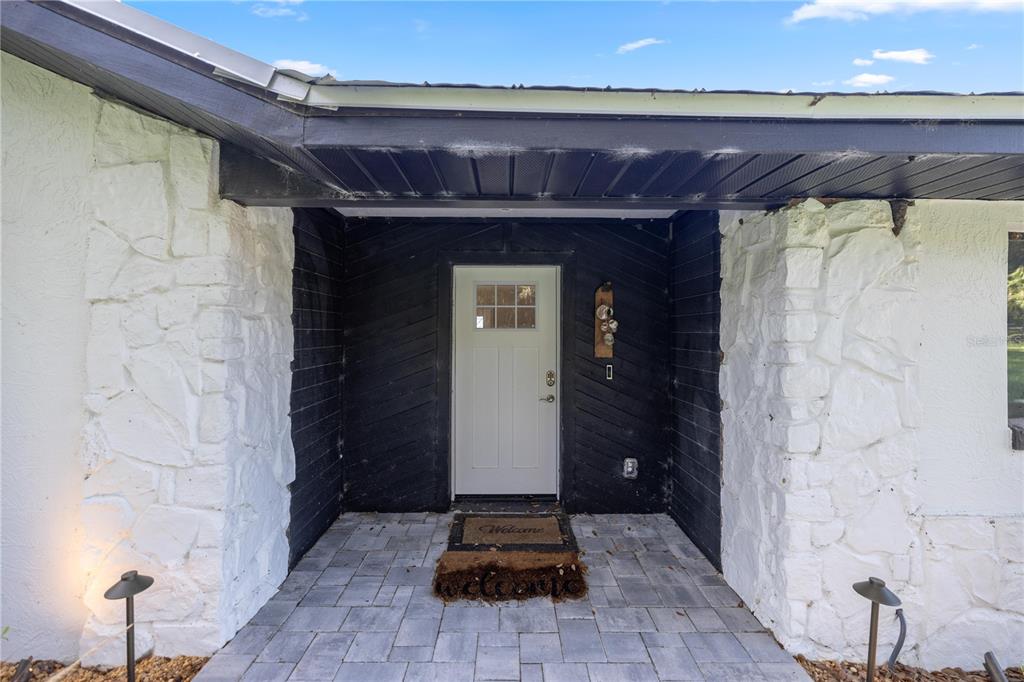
(1009, 344), (1024, 416)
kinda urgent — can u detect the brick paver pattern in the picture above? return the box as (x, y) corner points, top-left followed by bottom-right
(196, 513), (810, 681)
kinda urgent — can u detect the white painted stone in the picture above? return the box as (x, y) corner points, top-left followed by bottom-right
(2, 59), (294, 661)
(157, 289), (199, 329)
(128, 344), (198, 445)
(152, 623), (224, 657)
(94, 101), (167, 166)
(924, 516), (995, 551)
(178, 257), (243, 287)
(823, 367), (902, 451)
(175, 466), (228, 509)
(202, 337), (245, 361)
(80, 496), (135, 551)
(169, 133), (214, 209)
(720, 199), (1024, 669)
(85, 227), (132, 300)
(91, 162), (170, 257)
(844, 490), (915, 555)
(121, 298), (164, 348)
(786, 489), (832, 521)
(821, 200), (893, 235)
(199, 308), (242, 339)
(83, 457), (159, 508)
(134, 504), (201, 566)
(110, 256), (175, 298)
(996, 518), (1024, 563)
(773, 421), (820, 454)
(781, 247), (824, 289)
(79, 618), (155, 668)
(776, 364), (830, 398)
(199, 393), (235, 443)
(99, 392), (189, 466)
(172, 209), (211, 257)
(86, 304), (126, 396)
(811, 520), (844, 547)
(824, 228), (904, 314)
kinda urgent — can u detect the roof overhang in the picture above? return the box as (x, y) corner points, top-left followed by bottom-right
(4, 0), (1023, 214)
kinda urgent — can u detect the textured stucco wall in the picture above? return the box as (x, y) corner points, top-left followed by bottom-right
(1, 54), (295, 663)
(719, 198), (1023, 669)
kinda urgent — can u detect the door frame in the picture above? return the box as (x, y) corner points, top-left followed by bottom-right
(438, 251), (577, 503)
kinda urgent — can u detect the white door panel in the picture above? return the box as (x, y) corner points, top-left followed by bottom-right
(453, 266), (559, 495)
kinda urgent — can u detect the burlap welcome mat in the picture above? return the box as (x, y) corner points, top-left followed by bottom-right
(433, 513), (587, 602)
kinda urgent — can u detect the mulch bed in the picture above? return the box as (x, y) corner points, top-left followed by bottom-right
(797, 656), (1024, 681)
(0, 657), (208, 682)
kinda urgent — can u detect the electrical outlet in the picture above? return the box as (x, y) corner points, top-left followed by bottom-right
(623, 457), (638, 479)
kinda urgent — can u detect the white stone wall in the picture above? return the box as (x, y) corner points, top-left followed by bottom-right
(719, 199), (1024, 669)
(1, 54), (295, 663)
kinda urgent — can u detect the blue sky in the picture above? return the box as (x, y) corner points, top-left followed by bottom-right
(128, 1), (1024, 93)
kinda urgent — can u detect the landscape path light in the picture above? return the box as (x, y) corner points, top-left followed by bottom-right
(852, 576), (901, 682)
(104, 570), (153, 682)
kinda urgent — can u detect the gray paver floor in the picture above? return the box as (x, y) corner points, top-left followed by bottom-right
(197, 513), (809, 682)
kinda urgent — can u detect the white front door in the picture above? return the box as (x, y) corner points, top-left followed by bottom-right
(453, 266), (559, 495)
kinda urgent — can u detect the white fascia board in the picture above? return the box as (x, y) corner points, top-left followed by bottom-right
(302, 85), (1024, 121)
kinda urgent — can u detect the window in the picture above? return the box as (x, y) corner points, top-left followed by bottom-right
(1009, 234), (1024, 448)
(476, 283), (537, 329)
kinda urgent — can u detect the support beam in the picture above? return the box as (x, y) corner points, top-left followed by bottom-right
(219, 144), (351, 206)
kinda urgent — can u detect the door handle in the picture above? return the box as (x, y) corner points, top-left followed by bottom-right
(539, 394), (555, 403)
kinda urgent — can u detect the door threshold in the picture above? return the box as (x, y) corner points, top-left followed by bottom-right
(452, 495), (560, 514)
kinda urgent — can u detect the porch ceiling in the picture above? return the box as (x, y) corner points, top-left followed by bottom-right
(4, 0), (1023, 212)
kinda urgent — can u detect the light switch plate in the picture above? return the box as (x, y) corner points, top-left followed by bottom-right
(606, 364), (613, 381)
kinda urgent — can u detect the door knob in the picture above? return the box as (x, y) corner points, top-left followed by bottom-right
(539, 394), (555, 403)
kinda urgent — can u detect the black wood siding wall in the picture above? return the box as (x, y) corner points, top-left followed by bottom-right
(340, 219), (671, 514)
(288, 208), (345, 566)
(667, 211), (723, 568)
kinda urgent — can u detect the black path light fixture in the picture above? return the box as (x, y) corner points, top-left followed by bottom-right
(104, 570), (153, 682)
(853, 576), (902, 682)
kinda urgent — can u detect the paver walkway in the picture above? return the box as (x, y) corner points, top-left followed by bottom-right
(196, 513), (810, 681)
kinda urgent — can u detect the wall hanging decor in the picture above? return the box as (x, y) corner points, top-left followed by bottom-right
(594, 281), (616, 358)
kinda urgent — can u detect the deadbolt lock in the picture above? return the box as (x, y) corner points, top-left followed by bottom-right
(545, 370), (556, 387)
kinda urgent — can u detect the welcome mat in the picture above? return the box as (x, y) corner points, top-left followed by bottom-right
(433, 513), (587, 602)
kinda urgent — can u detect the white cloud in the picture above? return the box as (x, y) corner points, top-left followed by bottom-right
(844, 72), (895, 87)
(967, 42), (983, 49)
(787, 0), (1021, 24)
(252, 1), (307, 20)
(812, 80), (836, 86)
(616, 38), (667, 54)
(853, 57), (875, 65)
(873, 48), (935, 64)
(272, 59), (333, 76)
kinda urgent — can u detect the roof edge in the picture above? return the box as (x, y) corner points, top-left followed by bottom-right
(57, 0), (1024, 121)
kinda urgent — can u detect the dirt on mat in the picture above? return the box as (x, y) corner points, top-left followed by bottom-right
(797, 656), (1024, 681)
(0, 657), (208, 682)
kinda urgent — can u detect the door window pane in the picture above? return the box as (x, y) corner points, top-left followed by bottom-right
(476, 285), (496, 305)
(496, 285), (516, 306)
(517, 308), (536, 329)
(474, 282), (538, 330)
(476, 307), (495, 329)
(496, 307), (516, 329)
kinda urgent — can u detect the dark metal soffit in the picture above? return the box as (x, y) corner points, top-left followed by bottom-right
(3, 0), (1023, 210)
